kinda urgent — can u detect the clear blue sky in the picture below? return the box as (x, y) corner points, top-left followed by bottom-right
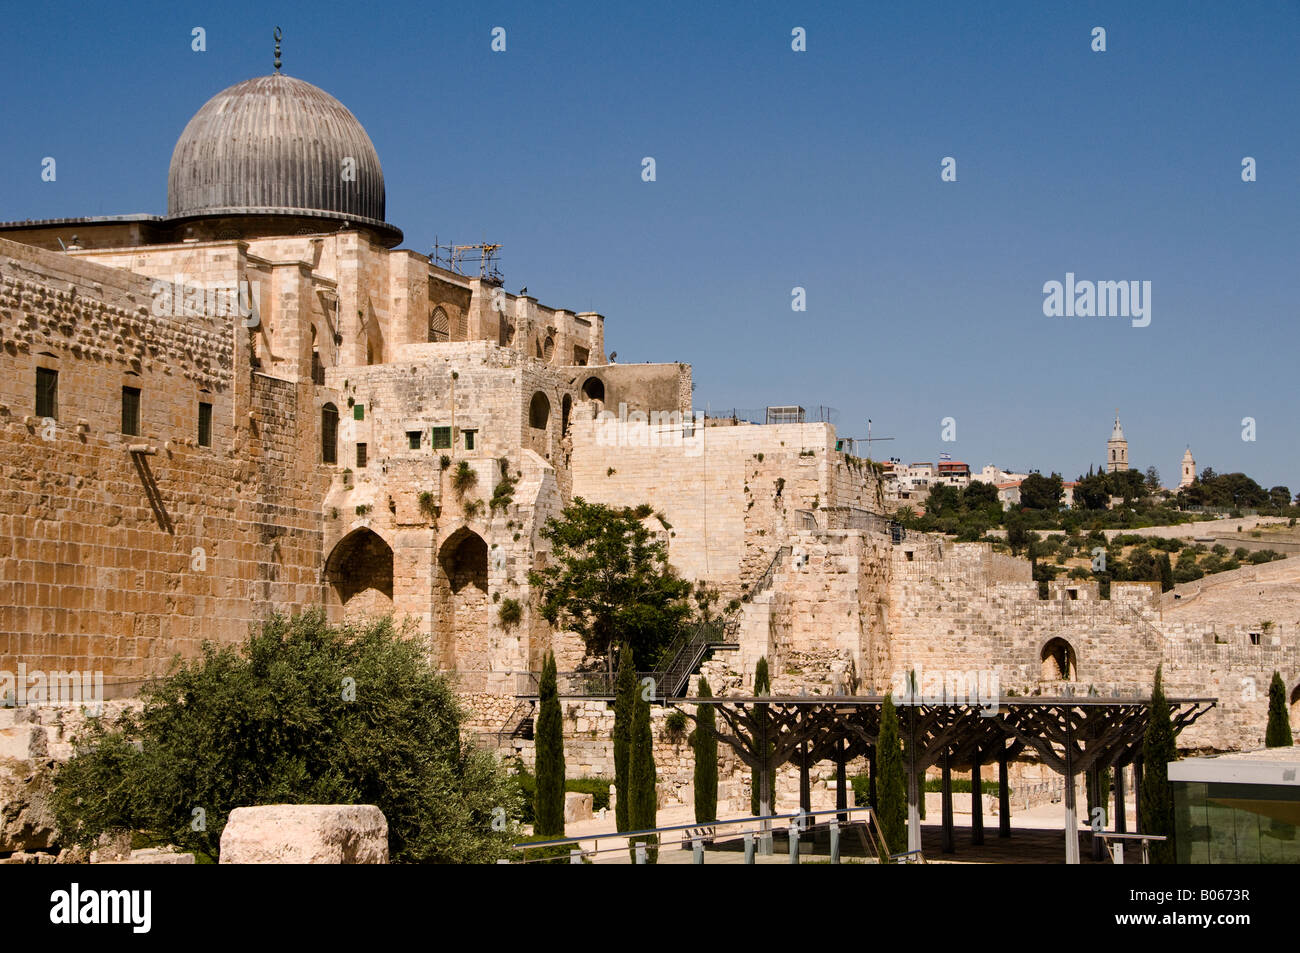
(2, 1), (1296, 488)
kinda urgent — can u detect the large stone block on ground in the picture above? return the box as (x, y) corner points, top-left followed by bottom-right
(0, 765), (58, 852)
(563, 792), (592, 823)
(219, 805), (389, 864)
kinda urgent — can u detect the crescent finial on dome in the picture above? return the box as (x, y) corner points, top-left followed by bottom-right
(274, 27), (282, 72)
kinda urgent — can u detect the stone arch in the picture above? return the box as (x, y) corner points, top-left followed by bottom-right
(529, 392), (551, 430)
(542, 336), (554, 363)
(435, 527), (491, 673)
(321, 402), (339, 464)
(325, 528), (393, 617)
(1040, 637), (1077, 681)
(581, 376), (605, 402)
(1290, 682), (1300, 728)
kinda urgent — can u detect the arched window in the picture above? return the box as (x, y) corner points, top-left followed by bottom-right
(1040, 638), (1077, 681)
(581, 377), (605, 402)
(561, 394), (572, 435)
(542, 336), (554, 362)
(311, 325), (325, 384)
(529, 392), (550, 430)
(429, 306), (449, 343)
(321, 403), (338, 464)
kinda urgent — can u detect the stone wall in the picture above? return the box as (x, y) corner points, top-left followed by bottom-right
(0, 238), (326, 688)
(569, 419), (882, 592)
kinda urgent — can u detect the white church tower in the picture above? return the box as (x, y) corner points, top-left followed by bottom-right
(1107, 410), (1129, 473)
(1179, 446), (1196, 488)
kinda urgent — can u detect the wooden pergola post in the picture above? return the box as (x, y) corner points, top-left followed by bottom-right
(906, 707), (921, 854)
(835, 737), (848, 824)
(970, 753), (984, 845)
(799, 739), (811, 814)
(1114, 763), (1127, 833)
(940, 746), (955, 854)
(1063, 716), (1079, 865)
(998, 746), (1011, 838)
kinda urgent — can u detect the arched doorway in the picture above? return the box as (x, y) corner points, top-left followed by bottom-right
(1290, 684), (1300, 736)
(435, 528), (490, 673)
(1040, 638), (1077, 681)
(529, 392), (550, 429)
(528, 391), (551, 457)
(321, 403), (339, 464)
(325, 528), (393, 618)
(581, 376), (605, 402)
(561, 394), (572, 435)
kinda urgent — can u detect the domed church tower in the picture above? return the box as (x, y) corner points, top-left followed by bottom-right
(1107, 410), (1129, 473)
(1179, 446), (1196, 488)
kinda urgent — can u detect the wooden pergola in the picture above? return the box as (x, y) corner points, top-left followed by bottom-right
(681, 694), (1216, 863)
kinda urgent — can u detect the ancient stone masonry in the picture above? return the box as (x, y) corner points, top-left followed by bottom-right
(1, 62), (1292, 841)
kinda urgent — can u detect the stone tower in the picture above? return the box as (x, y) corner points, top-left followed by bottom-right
(1179, 446), (1196, 488)
(1107, 410), (1129, 473)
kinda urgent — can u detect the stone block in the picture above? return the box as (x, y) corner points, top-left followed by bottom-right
(219, 804), (389, 864)
(0, 765), (57, 852)
(0, 722), (47, 762)
(563, 792), (593, 823)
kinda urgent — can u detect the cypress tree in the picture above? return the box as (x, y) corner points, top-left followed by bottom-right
(612, 643), (636, 831)
(690, 677), (718, 823)
(1265, 670), (1293, 747)
(1157, 553), (1174, 593)
(534, 650), (566, 837)
(628, 686), (658, 863)
(1139, 664), (1177, 864)
(875, 693), (907, 860)
(750, 656), (775, 815)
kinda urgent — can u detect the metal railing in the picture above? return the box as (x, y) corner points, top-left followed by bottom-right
(508, 806), (913, 864)
(747, 545), (792, 599)
(514, 615), (740, 700)
(797, 507), (906, 541)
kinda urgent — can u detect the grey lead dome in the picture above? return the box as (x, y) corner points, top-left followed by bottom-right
(167, 73), (387, 225)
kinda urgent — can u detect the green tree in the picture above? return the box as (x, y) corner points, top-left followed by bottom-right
(50, 610), (521, 863)
(529, 498), (693, 670)
(1139, 665), (1178, 864)
(1265, 671), (1293, 747)
(1157, 552), (1174, 593)
(1074, 472), (1111, 510)
(534, 650), (566, 837)
(924, 483), (961, 518)
(961, 479), (1001, 513)
(689, 677), (718, 823)
(875, 693), (907, 860)
(628, 686), (658, 863)
(1006, 510), (1031, 555)
(1019, 472), (1064, 510)
(750, 656), (776, 816)
(612, 642), (636, 832)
